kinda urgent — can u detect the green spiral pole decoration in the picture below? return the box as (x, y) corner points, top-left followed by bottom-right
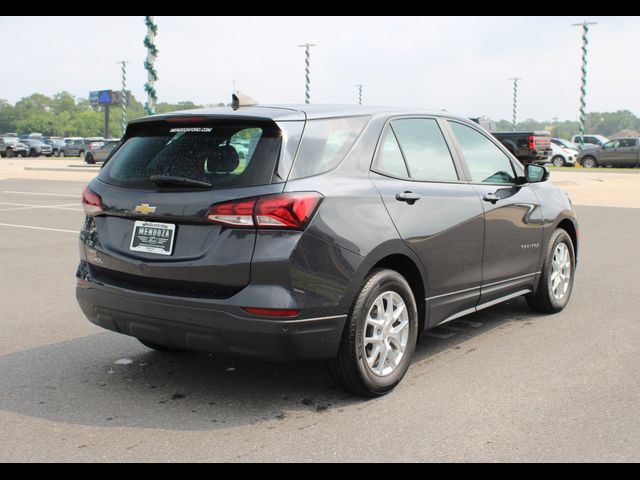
(510, 77), (521, 131)
(355, 84), (364, 106)
(144, 16), (159, 115)
(298, 43), (316, 104)
(573, 21), (597, 148)
(119, 61), (129, 136)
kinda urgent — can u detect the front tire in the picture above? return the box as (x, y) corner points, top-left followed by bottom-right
(329, 269), (418, 397)
(59, 150), (65, 158)
(582, 156), (597, 168)
(552, 155), (565, 167)
(526, 229), (575, 314)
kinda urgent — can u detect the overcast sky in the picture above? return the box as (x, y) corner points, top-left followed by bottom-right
(1, 16), (637, 121)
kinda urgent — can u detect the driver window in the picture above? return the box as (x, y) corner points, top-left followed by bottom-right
(605, 140), (619, 149)
(449, 121), (516, 184)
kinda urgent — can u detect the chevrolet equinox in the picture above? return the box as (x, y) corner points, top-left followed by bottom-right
(76, 104), (578, 396)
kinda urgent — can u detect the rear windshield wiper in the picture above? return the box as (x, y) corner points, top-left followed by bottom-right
(150, 175), (212, 188)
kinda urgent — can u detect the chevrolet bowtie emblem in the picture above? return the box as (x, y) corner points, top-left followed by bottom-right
(134, 204), (157, 215)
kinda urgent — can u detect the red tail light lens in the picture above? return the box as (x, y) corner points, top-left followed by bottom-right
(528, 135), (536, 150)
(205, 192), (323, 230)
(206, 198), (257, 226)
(242, 307), (300, 317)
(255, 193), (322, 229)
(82, 186), (103, 216)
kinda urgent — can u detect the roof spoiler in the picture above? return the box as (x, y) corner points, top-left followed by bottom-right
(232, 92), (259, 111)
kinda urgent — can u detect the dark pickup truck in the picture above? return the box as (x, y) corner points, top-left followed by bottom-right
(491, 131), (552, 165)
(469, 119), (552, 164)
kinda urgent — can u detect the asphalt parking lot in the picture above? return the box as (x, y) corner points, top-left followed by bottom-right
(1, 170), (640, 462)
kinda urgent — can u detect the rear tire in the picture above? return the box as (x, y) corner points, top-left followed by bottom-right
(526, 229), (575, 314)
(137, 338), (184, 353)
(85, 153), (95, 164)
(329, 269), (418, 397)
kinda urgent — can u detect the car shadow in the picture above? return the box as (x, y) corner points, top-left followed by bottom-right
(0, 298), (541, 431)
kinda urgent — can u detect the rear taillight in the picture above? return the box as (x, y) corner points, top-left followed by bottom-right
(528, 135), (536, 150)
(205, 192), (323, 230)
(82, 186), (103, 216)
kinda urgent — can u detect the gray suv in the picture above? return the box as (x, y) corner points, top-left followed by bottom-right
(84, 140), (119, 164)
(77, 104), (579, 396)
(22, 138), (53, 157)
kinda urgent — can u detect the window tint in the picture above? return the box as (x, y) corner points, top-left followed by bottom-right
(99, 121), (282, 190)
(290, 116), (369, 179)
(620, 139), (637, 148)
(449, 121), (516, 184)
(390, 118), (458, 182)
(374, 128), (409, 178)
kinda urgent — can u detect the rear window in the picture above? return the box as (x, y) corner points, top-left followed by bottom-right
(289, 116), (369, 179)
(99, 120), (282, 190)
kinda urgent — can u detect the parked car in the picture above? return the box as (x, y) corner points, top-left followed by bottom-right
(551, 138), (580, 151)
(549, 142), (578, 167)
(491, 130), (553, 165)
(77, 104), (579, 396)
(571, 134), (609, 149)
(20, 138), (52, 157)
(578, 137), (640, 168)
(43, 137), (66, 157)
(0, 137), (28, 157)
(60, 137), (103, 157)
(84, 140), (119, 164)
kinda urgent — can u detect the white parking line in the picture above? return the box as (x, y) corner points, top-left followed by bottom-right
(0, 202), (83, 212)
(2, 191), (80, 198)
(0, 222), (79, 234)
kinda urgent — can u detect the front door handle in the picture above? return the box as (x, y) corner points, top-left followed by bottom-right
(482, 192), (500, 204)
(396, 192), (421, 205)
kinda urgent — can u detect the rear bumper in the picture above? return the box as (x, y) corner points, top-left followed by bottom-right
(76, 282), (347, 361)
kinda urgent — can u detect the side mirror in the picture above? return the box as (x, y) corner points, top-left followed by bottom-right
(525, 164), (550, 183)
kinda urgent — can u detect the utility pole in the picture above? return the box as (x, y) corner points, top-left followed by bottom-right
(509, 78), (521, 131)
(117, 61), (129, 136)
(298, 43), (316, 104)
(355, 84), (364, 105)
(572, 21), (597, 148)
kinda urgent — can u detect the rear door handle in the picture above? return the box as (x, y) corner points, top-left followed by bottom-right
(395, 192), (421, 205)
(482, 193), (500, 204)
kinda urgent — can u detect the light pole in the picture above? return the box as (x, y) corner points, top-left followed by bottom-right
(355, 84), (364, 105)
(509, 77), (521, 131)
(298, 43), (316, 104)
(118, 61), (129, 136)
(572, 21), (597, 148)
(143, 16), (159, 115)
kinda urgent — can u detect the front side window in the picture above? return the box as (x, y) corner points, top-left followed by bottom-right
(389, 118), (458, 182)
(449, 121), (516, 184)
(289, 116), (369, 179)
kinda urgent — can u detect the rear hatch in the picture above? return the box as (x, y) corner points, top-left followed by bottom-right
(82, 116), (287, 299)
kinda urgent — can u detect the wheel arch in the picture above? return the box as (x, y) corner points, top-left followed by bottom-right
(556, 218), (579, 264)
(368, 251), (428, 336)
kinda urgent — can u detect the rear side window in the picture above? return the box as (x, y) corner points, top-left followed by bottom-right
(390, 118), (458, 182)
(374, 128), (409, 178)
(99, 121), (282, 189)
(289, 116), (369, 179)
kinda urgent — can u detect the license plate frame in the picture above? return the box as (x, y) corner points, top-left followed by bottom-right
(129, 221), (176, 256)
